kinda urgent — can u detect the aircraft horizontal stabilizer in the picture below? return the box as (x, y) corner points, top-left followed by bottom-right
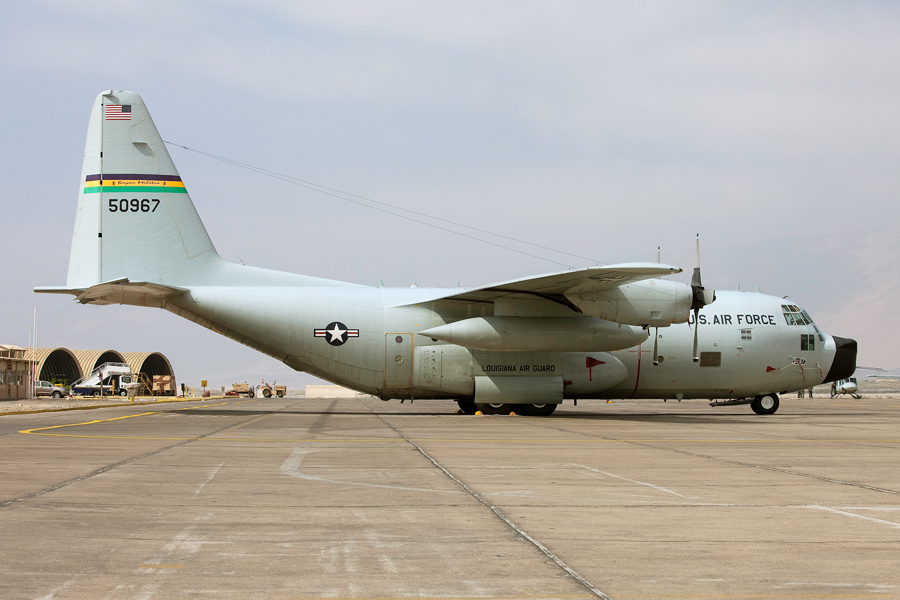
(35, 279), (187, 307)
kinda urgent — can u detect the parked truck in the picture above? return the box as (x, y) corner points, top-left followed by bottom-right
(72, 362), (139, 397)
(229, 382), (255, 397)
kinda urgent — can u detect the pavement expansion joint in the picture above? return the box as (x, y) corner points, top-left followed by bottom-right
(357, 399), (613, 600)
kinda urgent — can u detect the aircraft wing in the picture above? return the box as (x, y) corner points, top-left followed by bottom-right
(410, 262), (682, 307)
(35, 279), (188, 307)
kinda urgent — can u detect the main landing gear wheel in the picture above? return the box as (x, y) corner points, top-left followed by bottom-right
(518, 403), (558, 416)
(456, 400), (476, 414)
(751, 394), (779, 415)
(475, 402), (517, 415)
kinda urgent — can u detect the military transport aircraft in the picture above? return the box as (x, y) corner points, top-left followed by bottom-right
(36, 91), (857, 415)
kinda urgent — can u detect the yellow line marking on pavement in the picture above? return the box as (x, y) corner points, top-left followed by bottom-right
(18, 402), (234, 436)
(0, 397), (218, 417)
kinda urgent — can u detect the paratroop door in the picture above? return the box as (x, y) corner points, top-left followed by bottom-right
(384, 333), (413, 387)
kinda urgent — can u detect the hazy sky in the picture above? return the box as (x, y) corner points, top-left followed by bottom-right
(2, 1), (898, 388)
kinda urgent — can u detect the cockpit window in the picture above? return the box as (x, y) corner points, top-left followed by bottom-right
(782, 305), (813, 326)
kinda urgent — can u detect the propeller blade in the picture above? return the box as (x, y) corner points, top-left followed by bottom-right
(653, 327), (659, 366)
(689, 235), (713, 362)
(692, 309), (700, 362)
(691, 234), (702, 289)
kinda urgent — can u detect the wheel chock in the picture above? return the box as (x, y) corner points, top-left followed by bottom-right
(509, 412), (516, 416)
(475, 411), (483, 415)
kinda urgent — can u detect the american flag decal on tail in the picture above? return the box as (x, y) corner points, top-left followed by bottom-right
(105, 104), (132, 120)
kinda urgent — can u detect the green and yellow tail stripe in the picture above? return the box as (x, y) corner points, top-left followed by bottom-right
(83, 173), (188, 194)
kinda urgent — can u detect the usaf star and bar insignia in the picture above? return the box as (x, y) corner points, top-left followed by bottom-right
(314, 322), (359, 346)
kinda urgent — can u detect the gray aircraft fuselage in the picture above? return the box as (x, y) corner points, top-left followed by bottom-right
(166, 281), (850, 402)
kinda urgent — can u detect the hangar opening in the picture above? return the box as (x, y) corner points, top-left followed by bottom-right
(33, 347), (82, 386)
(123, 352), (176, 395)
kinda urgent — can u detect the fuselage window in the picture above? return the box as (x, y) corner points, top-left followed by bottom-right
(741, 329), (752, 341)
(812, 325), (825, 343)
(699, 351), (721, 367)
(801, 334), (815, 351)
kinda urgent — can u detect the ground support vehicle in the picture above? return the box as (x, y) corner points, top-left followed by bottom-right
(72, 362), (137, 397)
(230, 383), (255, 397)
(258, 382), (286, 398)
(152, 375), (175, 396)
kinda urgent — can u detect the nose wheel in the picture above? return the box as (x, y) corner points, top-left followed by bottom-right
(751, 394), (779, 415)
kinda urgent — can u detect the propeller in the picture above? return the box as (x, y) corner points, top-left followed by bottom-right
(654, 247), (661, 365)
(690, 234), (716, 362)
(653, 327), (660, 366)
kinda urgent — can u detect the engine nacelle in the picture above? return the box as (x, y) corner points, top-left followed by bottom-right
(565, 279), (693, 328)
(418, 316), (648, 352)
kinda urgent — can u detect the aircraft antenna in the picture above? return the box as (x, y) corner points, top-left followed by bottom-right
(165, 141), (607, 268)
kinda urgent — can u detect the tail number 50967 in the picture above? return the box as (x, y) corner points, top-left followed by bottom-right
(108, 199), (160, 213)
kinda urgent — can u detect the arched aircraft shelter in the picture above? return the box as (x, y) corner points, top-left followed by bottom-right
(31, 348), (174, 389)
(122, 352), (175, 383)
(32, 347), (82, 385)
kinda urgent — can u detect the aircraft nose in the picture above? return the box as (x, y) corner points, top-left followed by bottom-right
(824, 336), (857, 383)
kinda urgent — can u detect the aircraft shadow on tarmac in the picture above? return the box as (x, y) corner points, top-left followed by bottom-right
(164, 407), (847, 425)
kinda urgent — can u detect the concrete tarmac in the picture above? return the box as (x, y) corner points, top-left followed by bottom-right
(1, 396), (899, 599)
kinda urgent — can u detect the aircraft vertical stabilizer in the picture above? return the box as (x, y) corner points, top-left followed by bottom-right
(66, 90), (219, 289)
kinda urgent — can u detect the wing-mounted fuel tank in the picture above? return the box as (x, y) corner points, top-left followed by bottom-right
(565, 279), (694, 328)
(418, 316), (648, 352)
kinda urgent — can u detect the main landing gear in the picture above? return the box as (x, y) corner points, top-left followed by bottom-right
(750, 394), (779, 415)
(709, 393), (780, 414)
(456, 400), (558, 416)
